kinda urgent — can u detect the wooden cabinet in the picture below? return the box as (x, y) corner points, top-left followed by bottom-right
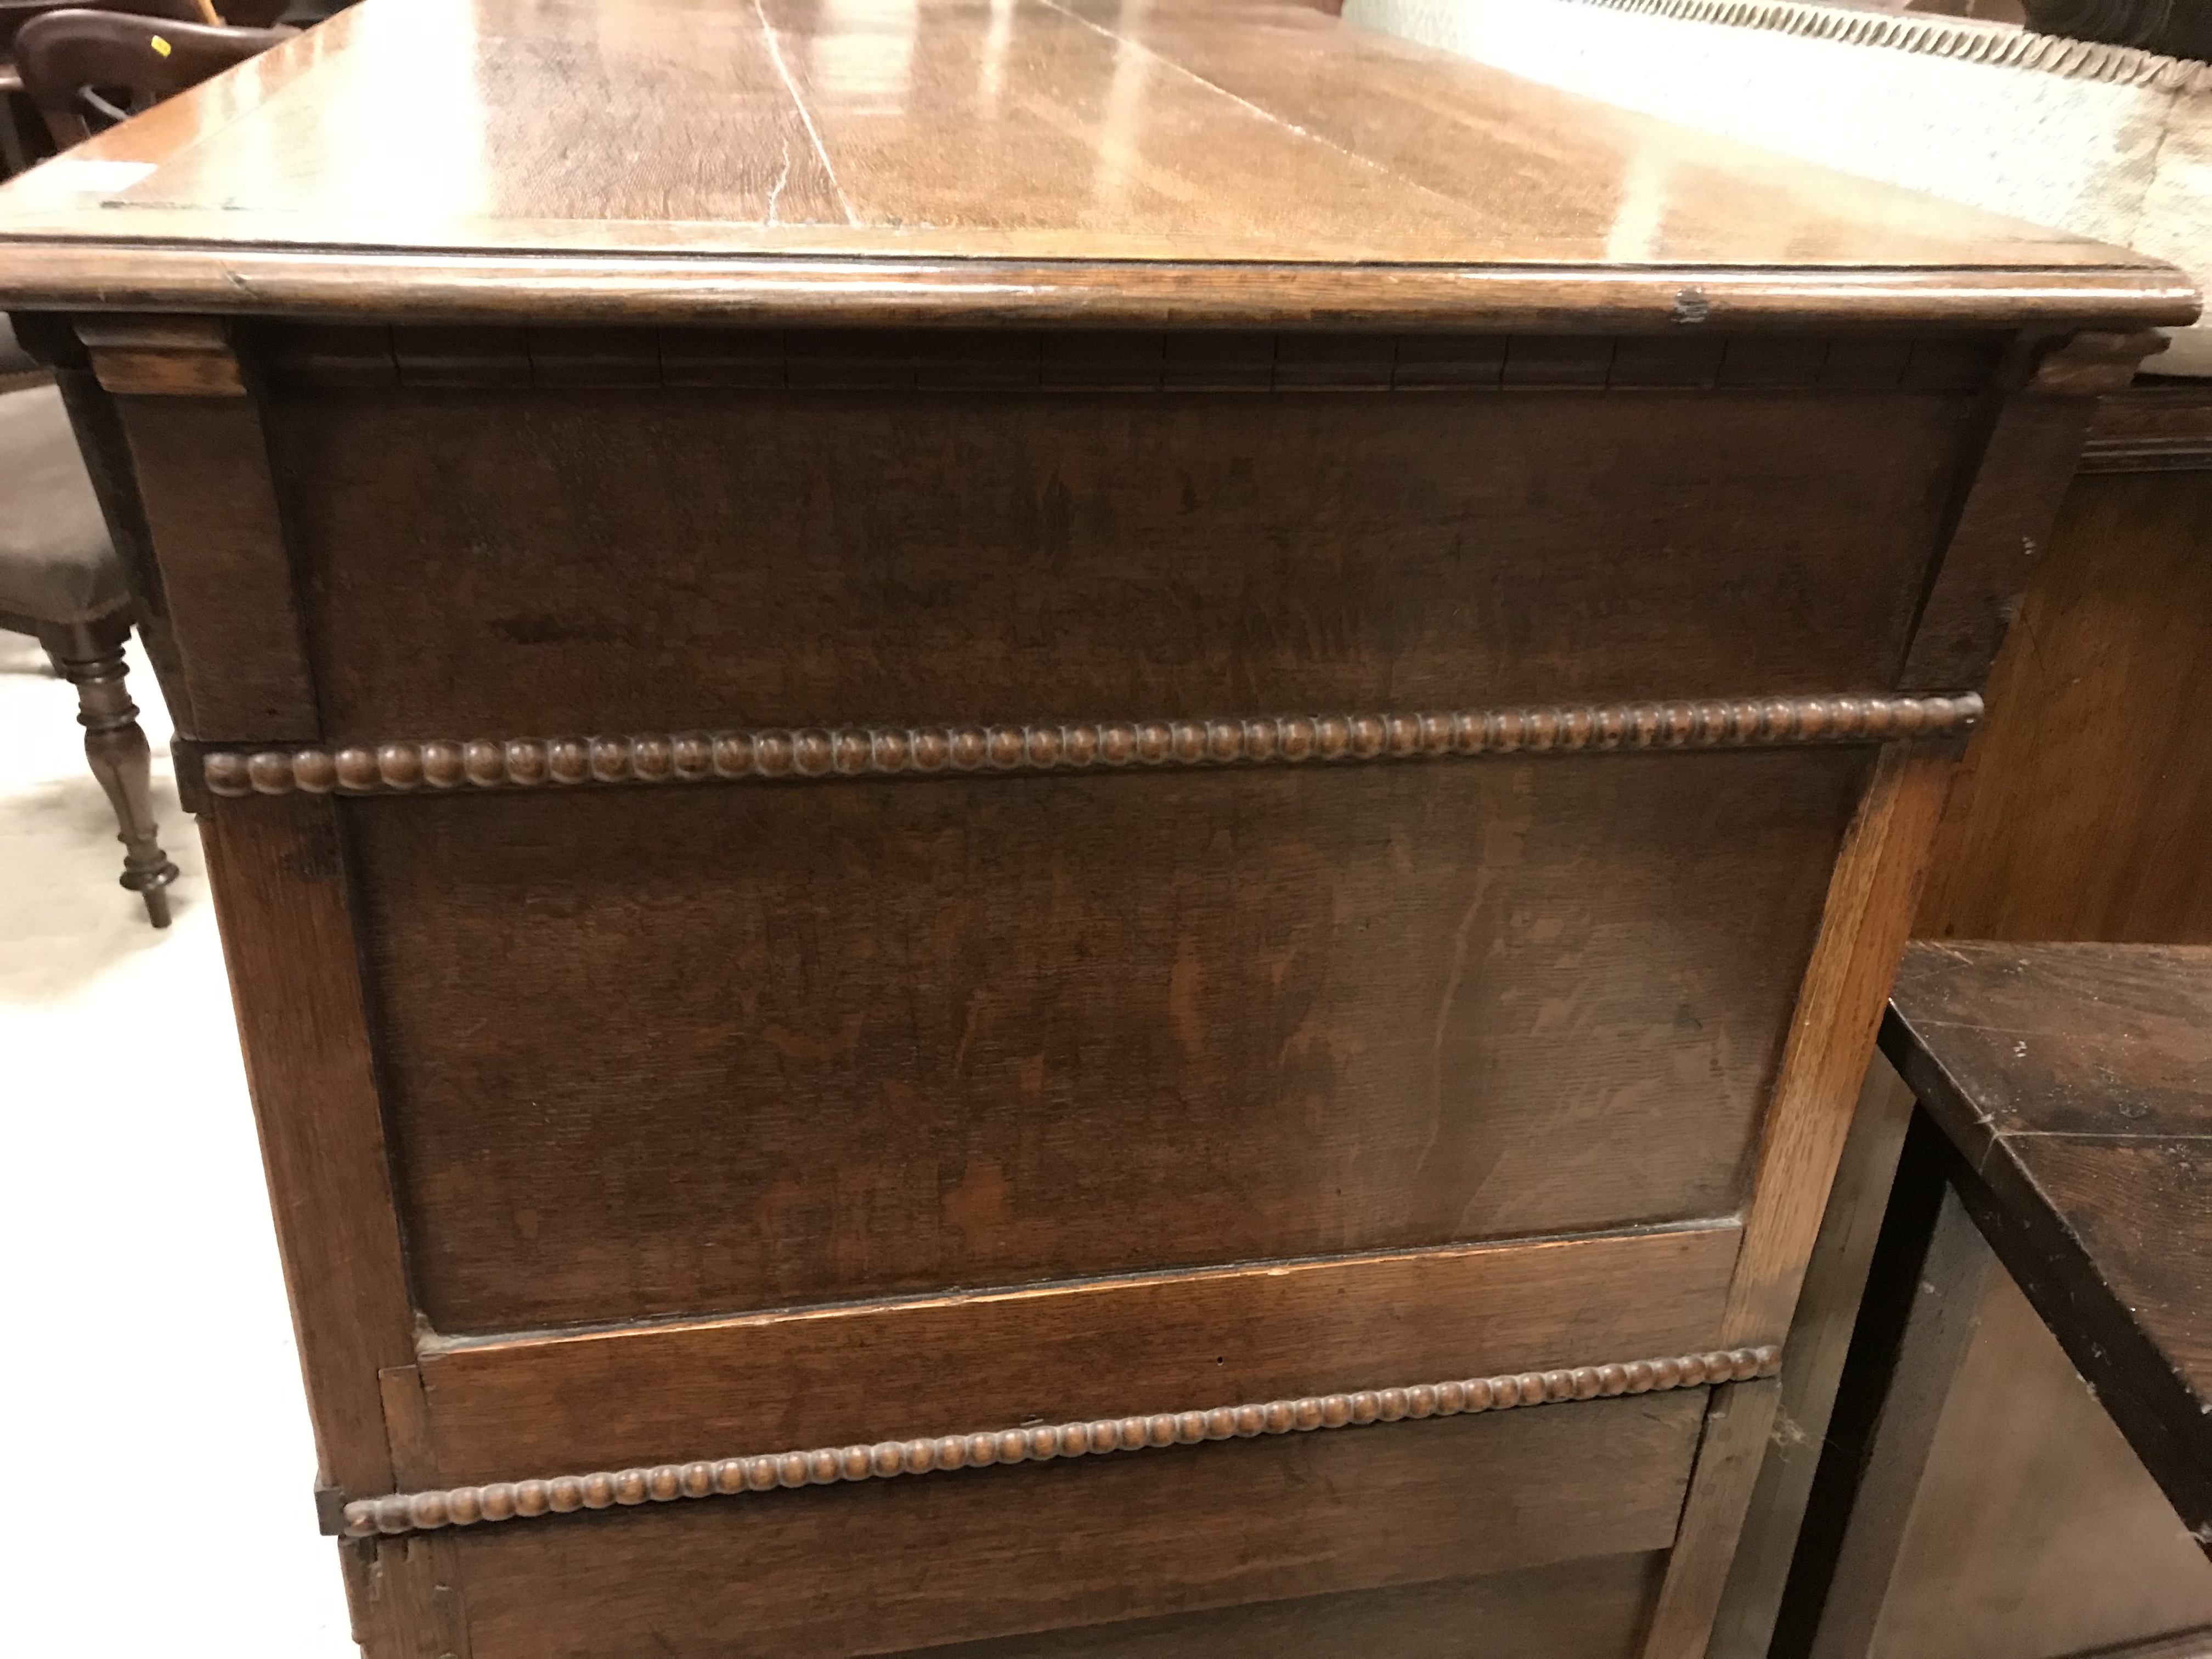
(0, 1), (2190, 1654)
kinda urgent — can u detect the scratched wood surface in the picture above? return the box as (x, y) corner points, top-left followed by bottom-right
(1882, 940), (2212, 1547)
(0, 0), (2192, 328)
(347, 756), (1849, 1332)
(413, 1223), (1741, 1479)
(3, 1), (2188, 1652)
(446, 1391), (1708, 1659)
(267, 373), (1980, 741)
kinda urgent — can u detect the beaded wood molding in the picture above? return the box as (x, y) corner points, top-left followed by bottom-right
(204, 693), (1980, 798)
(340, 1343), (1782, 1539)
(1553, 0), (2212, 93)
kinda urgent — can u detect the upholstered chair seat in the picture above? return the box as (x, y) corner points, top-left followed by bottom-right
(0, 316), (178, 924)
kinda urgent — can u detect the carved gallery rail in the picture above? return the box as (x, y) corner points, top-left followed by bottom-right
(202, 693), (1982, 797)
(343, 1344), (1784, 1539)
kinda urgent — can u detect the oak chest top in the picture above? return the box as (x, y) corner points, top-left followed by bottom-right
(0, 0), (2192, 330)
(3, 6), (2198, 1656)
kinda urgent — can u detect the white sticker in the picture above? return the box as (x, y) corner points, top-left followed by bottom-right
(17, 158), (158, 198)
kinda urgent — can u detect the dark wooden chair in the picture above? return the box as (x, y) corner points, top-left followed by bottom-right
(1784, 941), (2212, 1655)
(15, 7), (287, 147)
(0, 0), (203, 174)
(1, 312), (178, 925)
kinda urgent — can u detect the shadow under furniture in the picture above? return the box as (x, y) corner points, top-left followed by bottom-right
(1788, 940), (2212, 1656)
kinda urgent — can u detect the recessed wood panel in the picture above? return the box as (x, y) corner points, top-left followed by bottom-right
(416, 1222), (1739, 1480)
(448, 1390), (1706, 1659)
(349, 751), (1861, 1333)
(272, 386), (1974, 742)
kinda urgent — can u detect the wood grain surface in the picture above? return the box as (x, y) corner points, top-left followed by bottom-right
(110, 390), (317, 740)
(1645, 743), (1955, 1656)
(365, 1345), (1776, 1540)
(1918, 469), (2212, 944)
(346, 755), (1852, 1331)
(198, 797), (416, 1500)
(446, 1389), (1708, 1659)
(268, 383), (1979, 743)
(1707, 1058), (1919, 1659)
(415, 1222), (1740, 1481)
(11, 4), (2165, 1649)
(0, 0), (2190, 326)
(1883, 940), (2212, 1551)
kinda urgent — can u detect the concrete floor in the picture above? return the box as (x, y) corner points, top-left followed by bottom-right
(0, 631), (354, 1656)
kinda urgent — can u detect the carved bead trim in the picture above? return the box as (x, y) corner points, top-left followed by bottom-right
(338, 1344), (1781, 1539)
(1525, 0), (2212, 92)
(204, 695), (1980, 798)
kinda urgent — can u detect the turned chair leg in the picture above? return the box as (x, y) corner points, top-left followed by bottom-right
(44, 620), (179, 928)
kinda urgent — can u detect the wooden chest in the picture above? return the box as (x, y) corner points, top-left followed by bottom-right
(0, 1), (2190, 1654)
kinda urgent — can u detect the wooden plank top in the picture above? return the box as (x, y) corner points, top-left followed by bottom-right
(0, 0), (2194, 327)
(1883, 940), (2212, 1548)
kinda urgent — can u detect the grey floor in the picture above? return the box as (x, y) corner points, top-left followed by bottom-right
(0, 631), (353, 1655)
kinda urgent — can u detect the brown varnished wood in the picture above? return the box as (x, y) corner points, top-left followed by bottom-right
(1644, 1376), (1785, 1659)
(7, 250), (2193, 330)
(77, 314), (245, 397)
(415, 1222), (1740, 1485)
(899, 1551), (1666, 1659)
(0, 0), (2190, 326)
(1918, 464), (2212, 944)
(262, 321), (2010, 394)
(348, 756), (1852, 1332)
(364, 1365), (471, 1657)
(1886, 389), (2212, 1656)
(1646, 742), (1956, 1656)
(269, 383), (1979, 742)
(42, 613), (179, 926)
(1898, 390), (2100, 692)
(1708, 1057), (1919, 1659)
(2081, 381), (2212, 474)
(198, 693), (1982, 798)
(1882, 940), (2212, 1543)
(445, 1389), (1708, 1659)
(359, 1345), (1779, 1539)
(1722, 744), (1958, 1350)
(1897, 334), (2163, 697)
(91, 328), (315, 739)
(198, 795), (416, 1503)
(2, 0), (2179, 1647)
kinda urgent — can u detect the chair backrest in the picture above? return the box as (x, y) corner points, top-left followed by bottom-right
(15, 8), (289, 147)
(0, 0), (203, 57)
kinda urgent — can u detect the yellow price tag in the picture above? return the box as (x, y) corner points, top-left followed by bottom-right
(151, 34), (172, 55)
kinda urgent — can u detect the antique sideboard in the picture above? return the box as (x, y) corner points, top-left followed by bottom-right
(0, 1), (2192, 1655)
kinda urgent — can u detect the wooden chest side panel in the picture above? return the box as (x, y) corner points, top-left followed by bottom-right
(415, 1221), (1738, 1480)
(895, 1551), (1665, 1659)
(269, 386), (1977, 742)
(447, 1391), (1706, 1659)
(348, 752), (1862, 1333)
